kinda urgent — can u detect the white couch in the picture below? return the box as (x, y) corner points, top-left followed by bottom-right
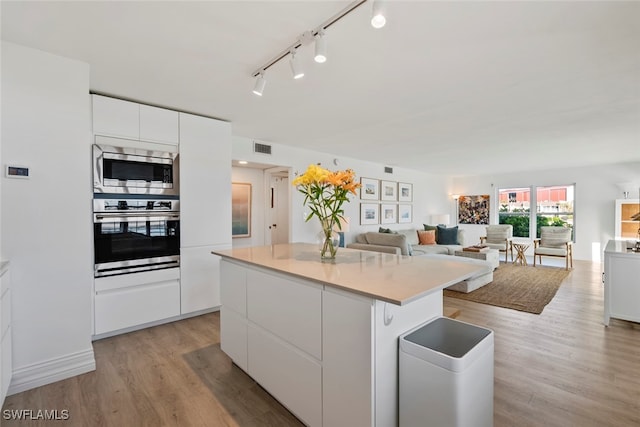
(347, 228), (465, 256)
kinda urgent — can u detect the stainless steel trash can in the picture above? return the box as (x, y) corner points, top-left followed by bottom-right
(399, 316), (494, 427)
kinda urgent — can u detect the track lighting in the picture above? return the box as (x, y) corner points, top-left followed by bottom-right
(250, 0), (386, 95)
(314, 31), (327, 63)
(252, 72), (266, 96)
(289, 49), (304, 79)
(371, 0), (386, 29)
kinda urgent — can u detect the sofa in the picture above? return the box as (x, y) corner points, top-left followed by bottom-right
(347, 227), (465, 256)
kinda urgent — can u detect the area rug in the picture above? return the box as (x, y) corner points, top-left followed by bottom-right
(443, 263), (571, 314)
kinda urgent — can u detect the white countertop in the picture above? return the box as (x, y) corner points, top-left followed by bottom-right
(605, 239), (640, 256)
(212, 243), (486, 305)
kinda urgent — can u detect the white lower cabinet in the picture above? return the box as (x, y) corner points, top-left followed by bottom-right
(248, 325), (322, 427)
(1, 264), (12, 405)
(94, 268), (180, 335)
(219, 259), (443, 427)
(180, 247), (223, 315)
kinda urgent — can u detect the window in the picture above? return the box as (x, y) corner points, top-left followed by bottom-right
(498, 185), (574, 239)
(498, 187), (531, 237)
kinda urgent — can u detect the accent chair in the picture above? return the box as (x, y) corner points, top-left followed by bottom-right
(480, 224), (513, 263)
(533, 226), (573, 270)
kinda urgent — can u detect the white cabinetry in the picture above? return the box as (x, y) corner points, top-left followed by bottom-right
(220, 259), (442, 427)
(92, 94), (178, 145)
(94, 268), (180, 335)
(603, 240), (640, 326)
(179, 112), (232, 315)
(0, 263), (12, 405)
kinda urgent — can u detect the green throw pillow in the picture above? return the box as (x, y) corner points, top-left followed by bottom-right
(436, 225), (458, 245)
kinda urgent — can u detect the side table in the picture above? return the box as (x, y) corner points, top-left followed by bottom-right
(454, 249), (500, 269)
(512, 242), (530, 266)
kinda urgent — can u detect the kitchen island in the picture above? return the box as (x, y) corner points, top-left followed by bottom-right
(603, 239), (640, 326)
(212, 243), (486, 427)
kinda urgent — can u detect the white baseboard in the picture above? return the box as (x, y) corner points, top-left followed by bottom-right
(7, 348), (96, 396)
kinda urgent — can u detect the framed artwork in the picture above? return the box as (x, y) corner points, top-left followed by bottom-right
(360, 178), (380, 200)
(232, 182), (252, 238)
(398, 182), (413, 202)
(381, 204), (397, 224)
(360, 203), (380, 225)
(398, 204), (412, 224)
(458, 194), (490, 225)
(381, 180), (397, 201)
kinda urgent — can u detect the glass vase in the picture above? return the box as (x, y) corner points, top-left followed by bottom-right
(317, 223), (340, 260)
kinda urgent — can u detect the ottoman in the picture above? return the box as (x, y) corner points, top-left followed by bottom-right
(424, 254), (494, 293)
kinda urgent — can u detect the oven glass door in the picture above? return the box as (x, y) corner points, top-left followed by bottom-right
(94, 214), (180, 273)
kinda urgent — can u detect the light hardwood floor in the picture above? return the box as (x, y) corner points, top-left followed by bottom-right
(2, 260), (639, 426)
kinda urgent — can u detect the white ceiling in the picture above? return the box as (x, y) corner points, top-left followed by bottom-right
(2, 1), (639, 176)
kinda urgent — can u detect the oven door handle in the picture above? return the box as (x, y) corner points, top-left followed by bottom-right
(94, 213), (180, 222)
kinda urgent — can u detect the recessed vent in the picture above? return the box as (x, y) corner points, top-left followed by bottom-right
(254, 142), (272, 155)
(384, 166), (393, 174)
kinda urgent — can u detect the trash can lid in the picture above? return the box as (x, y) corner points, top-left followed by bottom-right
(400, 317), (493, 371)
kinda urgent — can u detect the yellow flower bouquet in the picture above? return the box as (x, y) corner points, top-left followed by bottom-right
(293, 164), (361, 259)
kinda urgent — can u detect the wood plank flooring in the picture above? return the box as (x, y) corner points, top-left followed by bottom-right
(2, 259), (639, 426)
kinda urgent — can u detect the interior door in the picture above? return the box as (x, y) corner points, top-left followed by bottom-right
(267, 169), (290, 245)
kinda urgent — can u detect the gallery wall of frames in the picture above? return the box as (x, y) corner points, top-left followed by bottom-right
(359, 178), (413, 225)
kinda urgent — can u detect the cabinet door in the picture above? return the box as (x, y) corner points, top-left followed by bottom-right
(180, 246), (224, 314)
(609, 256), (640, 322)
(140, 104), (179, 145)
(179, 112), (232, 248)
(94, 280), (180, 335)
(92, 94), (139, 139)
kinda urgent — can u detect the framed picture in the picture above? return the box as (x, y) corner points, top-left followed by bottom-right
(381, 180), (397, 201)
(381, 204), (397, 224)
(398, 182), (413, 202)
(360, 178), (379, 200)
(398, 204), (412, 224)
(458, 194), (490, 225)
(360, 203), (380, 225)
(232, 182), (251, 238)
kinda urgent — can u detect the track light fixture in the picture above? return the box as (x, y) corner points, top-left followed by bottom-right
(250, 0), (386, 95)
(252, 72), (266, 96)
(314, 30), (327, 63)
(371, 0), (386, 29)
(289, 49), (304, 79)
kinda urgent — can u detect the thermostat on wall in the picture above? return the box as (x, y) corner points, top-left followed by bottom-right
(5, 165), (30, 179)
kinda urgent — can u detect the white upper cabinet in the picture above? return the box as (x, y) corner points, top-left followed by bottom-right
(139, 104), (179, 145)
(92, 94), (178, 145)
(92, 95), (139, 140)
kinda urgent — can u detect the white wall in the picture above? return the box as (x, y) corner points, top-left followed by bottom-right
(1, 42), (95, 393)
(231, 167), (267, 248)
(233, 136), (453, 246)
(452, 161), (640, 261)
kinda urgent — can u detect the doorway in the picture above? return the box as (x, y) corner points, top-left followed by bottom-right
(265, 167), (290, 245)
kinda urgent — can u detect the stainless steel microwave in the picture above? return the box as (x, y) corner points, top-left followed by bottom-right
(93, 138), (179, 196)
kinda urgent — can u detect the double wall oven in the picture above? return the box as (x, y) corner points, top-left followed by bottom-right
(92, 138), (180, 277)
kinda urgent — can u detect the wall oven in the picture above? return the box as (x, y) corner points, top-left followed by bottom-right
(93, 138), (179, 196)
(93, 199), (180, 277)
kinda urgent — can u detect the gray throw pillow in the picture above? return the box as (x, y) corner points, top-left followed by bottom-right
(436, 225), (458, 245)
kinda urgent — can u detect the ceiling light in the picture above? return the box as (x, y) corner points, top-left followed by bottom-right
(314, 31), (327, 63)
(371, 0), (386, 29)
(252, 72), (266, 96)
(238, 160), (248, 165)
(289, 49), (304, 79)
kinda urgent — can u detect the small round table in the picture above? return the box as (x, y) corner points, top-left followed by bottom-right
(512, 242), (530, 266)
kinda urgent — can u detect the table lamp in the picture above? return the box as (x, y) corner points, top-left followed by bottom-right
(431, 214), (450, 227)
